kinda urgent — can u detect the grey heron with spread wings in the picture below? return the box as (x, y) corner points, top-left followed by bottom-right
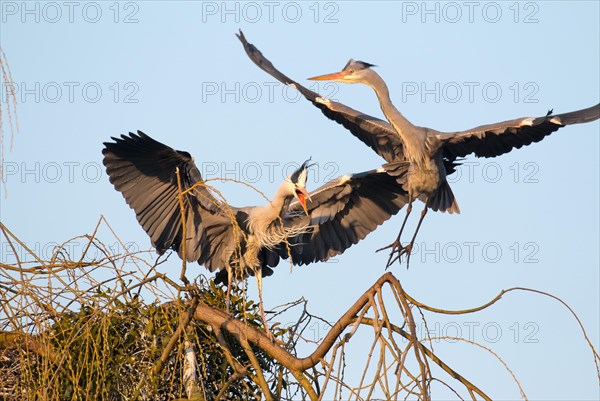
(237, 30), (600, 268)
(103, 131), (409, 328)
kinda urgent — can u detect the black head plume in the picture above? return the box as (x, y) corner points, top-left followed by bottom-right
(289, 158), (313, 186)
(343, 59), (377, 71)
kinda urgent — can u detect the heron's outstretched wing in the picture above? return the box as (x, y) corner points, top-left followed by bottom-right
(102, 131), (238, 271)
(237, 30), (404, 163)
(267, 163), (410, 265)
(437, 103), (600, 160)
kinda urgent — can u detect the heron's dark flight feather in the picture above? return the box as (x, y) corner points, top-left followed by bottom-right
(104, 131), (410, 283)
(269, 164), (410, 265)
(437, 103), (600, 160)
(102, 131), (237, 272)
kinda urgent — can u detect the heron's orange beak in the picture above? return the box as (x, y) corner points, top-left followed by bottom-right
(295, 188), (312, 215)
(307, 71), (349, 81)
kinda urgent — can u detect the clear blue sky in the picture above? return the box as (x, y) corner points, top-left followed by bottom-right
(1, 1), (598, 399)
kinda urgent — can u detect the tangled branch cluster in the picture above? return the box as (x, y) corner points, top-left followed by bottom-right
(1, 216), (598, 400)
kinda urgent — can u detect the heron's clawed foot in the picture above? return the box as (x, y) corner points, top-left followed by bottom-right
(376, 240), (406, 268)
(377, 240), (413, 269)
(400, 242), (414, 269)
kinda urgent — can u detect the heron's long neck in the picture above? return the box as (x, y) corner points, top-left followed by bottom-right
(266, 183), (293, 221)
(247, 182), (292, 238)
(368, 73), (426, 162)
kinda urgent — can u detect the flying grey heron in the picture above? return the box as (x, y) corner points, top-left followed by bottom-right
(237, 31), (600, 267)
(102, 131), (410, 328)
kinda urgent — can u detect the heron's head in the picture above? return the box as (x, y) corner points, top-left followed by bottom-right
(287, 159), (312, 215)
(308, 59), (377, 85)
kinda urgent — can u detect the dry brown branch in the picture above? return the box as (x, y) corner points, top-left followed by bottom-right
(131, 296), (201, 400)
(405, 286), (600, 381)
(0, 47), (19, 192)
(213, 367), (249, 401)
(189, 272), (492, 400)
(358, 318), (491, 401)
(0, 331), (58, 364)
(427, 336), (526, 400)
(175, 167), (190, 286)
(1, 216), (597, 400)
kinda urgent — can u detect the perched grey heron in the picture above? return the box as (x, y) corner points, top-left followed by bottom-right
(102, 131), (409, 327)
(237, 31), (600, 267)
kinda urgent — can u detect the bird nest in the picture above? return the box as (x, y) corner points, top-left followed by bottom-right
(0, 217), (598, 401)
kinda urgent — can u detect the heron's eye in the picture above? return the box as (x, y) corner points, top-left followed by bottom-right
(349, 69), (355, 74)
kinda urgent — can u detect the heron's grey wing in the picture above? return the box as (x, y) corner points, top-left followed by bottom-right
(437, 103), (600, 160)
(267, 163), (410, 265)
(102, 131), (238, 271)
(237, 30), (404, 163)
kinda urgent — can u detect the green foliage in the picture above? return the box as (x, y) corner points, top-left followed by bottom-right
(13, 280), (283, 401)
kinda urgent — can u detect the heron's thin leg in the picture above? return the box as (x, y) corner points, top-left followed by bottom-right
(386, 198), (429, 268)
(402, 202), (429, 269)
(377, 196), (414, 267)
(254, 267), (273, 341)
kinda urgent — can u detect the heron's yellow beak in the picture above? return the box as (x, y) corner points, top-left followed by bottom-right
(295, 188), (311, 215)
(307, 71), (349, 81)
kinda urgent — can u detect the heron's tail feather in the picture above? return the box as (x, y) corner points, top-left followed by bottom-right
(214, 265), (274, 287)
(429, 181), (460, 214)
